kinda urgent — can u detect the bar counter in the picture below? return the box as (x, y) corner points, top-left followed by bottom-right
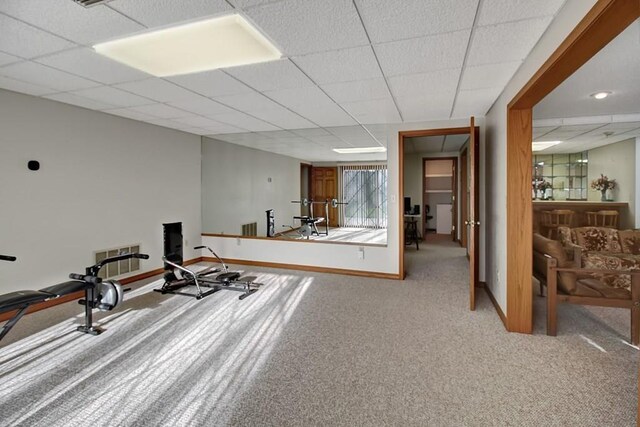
(532, 200), (630, 231)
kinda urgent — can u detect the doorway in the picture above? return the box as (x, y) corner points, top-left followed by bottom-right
(399, 120), (480, 309)
(422, 157), (457, 241)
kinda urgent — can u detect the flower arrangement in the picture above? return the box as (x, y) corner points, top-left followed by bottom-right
(590, 174), (616, 191)
(537, 180), (552, 191)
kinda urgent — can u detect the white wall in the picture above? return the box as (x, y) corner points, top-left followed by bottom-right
(201, 137), (301, 236)
(484, 0), (597, 311)
(587, 138), (636, 228)
(0, 89), (202, 293)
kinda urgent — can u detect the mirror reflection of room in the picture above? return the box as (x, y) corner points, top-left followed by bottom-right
(201, 125), (388, 246)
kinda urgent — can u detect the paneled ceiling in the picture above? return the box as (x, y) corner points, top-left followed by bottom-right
(404, 134), (470, 154)
(0, 0), (566, 161)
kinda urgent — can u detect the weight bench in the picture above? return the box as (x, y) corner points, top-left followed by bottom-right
(293, 215), (326, 238)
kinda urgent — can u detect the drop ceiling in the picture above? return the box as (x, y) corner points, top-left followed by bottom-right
(404, 134), (470, 154)
(0, 0), (566, 161)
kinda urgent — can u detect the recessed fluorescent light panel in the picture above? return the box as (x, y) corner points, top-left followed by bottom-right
(94, 14), (281, 77)
(332, 147), (387, 154)
(532, 141), (562, 152)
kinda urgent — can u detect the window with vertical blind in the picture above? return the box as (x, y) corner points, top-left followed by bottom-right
(338, 164), (387, 228)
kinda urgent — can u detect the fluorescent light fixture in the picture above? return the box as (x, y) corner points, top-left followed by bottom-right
(332, 147), (387, 154)
(532, 140), (562, 152)
(590, 91), (611, 100)
(94, 14), (281, 77)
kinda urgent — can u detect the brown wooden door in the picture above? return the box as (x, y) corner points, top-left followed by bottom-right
(468, 117), (480, 311)
(451, 160), (457, 241)
(460, 147), (468, 251)
(311, 167), (338, 227)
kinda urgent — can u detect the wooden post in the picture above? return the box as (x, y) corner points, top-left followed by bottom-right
(546, 257), (558, 336)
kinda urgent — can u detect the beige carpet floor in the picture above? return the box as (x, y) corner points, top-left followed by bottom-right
(0, 240), (637, 426)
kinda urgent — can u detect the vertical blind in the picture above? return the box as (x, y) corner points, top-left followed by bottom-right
(338, 164), (387, 228)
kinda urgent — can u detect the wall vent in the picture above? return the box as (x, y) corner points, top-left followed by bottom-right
(241, 222), (257, 237)
(72, 0), (110, 8)
(94, 244), (141, 279)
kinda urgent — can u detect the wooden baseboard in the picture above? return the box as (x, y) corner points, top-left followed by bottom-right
(0, 257), (203, 323)
(481, 281), (507, 329)
(203, 257), (401, 280)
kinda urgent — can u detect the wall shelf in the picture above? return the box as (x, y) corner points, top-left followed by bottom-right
(425, 190), (452, 193)
(424, 174), (453, 178)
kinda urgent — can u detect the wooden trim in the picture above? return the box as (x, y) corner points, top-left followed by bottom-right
(482, 281), (508, 329)
(0, 257), (203, 323)
(509, 0), (640, 110)
(506, 0), (640, 334)
(201, 233), (386, 248)
(399, 127), (476, 138)
(203, 257), (402, 280)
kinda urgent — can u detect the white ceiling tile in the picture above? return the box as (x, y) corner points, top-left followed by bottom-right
(114, 78), (199, 103)
(36, 48), (148, 85)
(0, 52), (22, 67)
(70, 86), (153, 107)
(173, 115), (224, 128)
(226, 59), (314, 91)
(340, 98), (401, 124)
(292, 128), (331, 137)
(0, 62), (99, 92)
(442, 134), (469, 152)
(355, 0), (478, 43)
(451, 87), (502, 118)
(214, 91), (281, 111)
(467, 17), (553, 66)
(249, 107), (316, 129)
(129, 103), (192, 119)
(228, 0), (274, 8)
(388, 69), (460, 99)
(244, 0), (369, 55)
(320, 78), (390, 103)
(263, 130), (299, 139)
(168, 94), (236, 116)
(0, 75), (56, 96)
(264, 86), (356, 127)
(109, 0), (232, 27)
(207, 112), (280, 132)
(0, 0), (144, 45)
(396, 95), (453, 122)
(167, 69), (254, 97)
(375, 30), (470, 76)
(478, 0), (565, 26)
(0, 14), (76, 59)
(460, 61), (522, 90)
(293, 46), (382, 84)
(43, 92), (117, 110)
(103, 108), (158, 121)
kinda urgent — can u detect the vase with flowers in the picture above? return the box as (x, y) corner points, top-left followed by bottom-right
(537, 180), (553, 200)
(590, 174), (616, 201)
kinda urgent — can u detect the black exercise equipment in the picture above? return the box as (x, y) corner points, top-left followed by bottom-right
(155, 245), (261, 300)
(266, 209), (275, 237)
(0, 255), (17, 262)
(0, 252), (148, 341)
(290, 198), (348, 238)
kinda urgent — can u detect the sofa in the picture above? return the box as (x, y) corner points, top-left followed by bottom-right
(557, 226), (640, 291)
(532, 232), (640, 344)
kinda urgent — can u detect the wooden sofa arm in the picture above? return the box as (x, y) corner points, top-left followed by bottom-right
(545, 256), (640, 344)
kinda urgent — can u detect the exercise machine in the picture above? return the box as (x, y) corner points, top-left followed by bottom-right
(290, 198), (348, 238)
(155, 245), (261, 300)
(0, 252), (149, 341)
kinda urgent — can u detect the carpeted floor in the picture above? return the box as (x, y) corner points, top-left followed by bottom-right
(0, 240), (637, 426)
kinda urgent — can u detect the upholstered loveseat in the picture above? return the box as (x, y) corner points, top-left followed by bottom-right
(557, 226), (640, 291)
(532, 232), (640, 344)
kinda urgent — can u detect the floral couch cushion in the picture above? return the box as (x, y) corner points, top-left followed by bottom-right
(582, 251), (640, 291)
(573, 227), (622, 252)
(618, 230), (640, 255)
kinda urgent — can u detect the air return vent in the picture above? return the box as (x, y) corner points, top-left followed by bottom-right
(241, 223), (257, 237)
(72, 0), (109, 8)
(95, 244), (141, 279)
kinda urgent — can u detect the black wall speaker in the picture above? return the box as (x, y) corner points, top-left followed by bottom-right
(27, 160), (40, 171)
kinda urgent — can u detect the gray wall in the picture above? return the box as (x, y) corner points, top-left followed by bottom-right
(201, 137), (301, 236)
(0, 89), (202, 293)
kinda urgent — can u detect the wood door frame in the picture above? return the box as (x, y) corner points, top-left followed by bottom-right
(399, 127), (478, 278)
(421, 156), (458, 241)
(460, 147), (469, 251)
(506, 0), (640, 333)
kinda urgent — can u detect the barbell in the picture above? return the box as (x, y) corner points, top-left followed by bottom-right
(291, 198), (348, 208)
